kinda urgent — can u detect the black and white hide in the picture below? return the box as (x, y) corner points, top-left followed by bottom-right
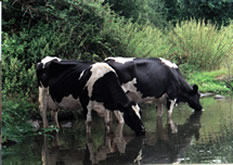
(105, 57), (203, 119)
(36, 56), (145, 136)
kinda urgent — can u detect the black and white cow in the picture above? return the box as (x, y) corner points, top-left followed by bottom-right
(105, 57), (203, 119)
(36, 56), (145, 136)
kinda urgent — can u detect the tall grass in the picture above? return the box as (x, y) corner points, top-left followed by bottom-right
(167, 19), (232, 71)
(102, 18), (232, 73)
(101, 13), (172, 58)
(221, 22), (233, 82)
(121, 23), (171, 58)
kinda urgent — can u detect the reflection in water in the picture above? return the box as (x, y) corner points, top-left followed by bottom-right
(41, 123), (142, 165)
(84, 123), (142, 165)
(84, 111), (202, 165)
(3, 97), (233, 164)
(41, 134), (85, 165)
(41, 112), (202, 165)
(142, 111), (202, 164)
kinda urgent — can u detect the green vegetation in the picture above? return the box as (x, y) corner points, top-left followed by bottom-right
(167, 20), (232, 71)
(187, 70), (233, 94)
(2, 0), (233, 144)
(1, 97), (36, 144)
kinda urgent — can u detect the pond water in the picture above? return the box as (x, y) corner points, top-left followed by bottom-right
(2, 97), (233, 165)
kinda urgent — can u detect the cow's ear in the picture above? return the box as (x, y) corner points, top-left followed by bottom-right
(192, 84), (198, 93)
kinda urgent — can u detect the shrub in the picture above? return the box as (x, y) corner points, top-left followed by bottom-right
(1, 96), (36, 144)
(164, 0), (233, 27)
(2, 1), (121, 100)
(103, 0), (168, 28)
(1, 0), (170, 100)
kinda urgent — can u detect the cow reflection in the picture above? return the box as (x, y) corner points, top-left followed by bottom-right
(41, 123), (141, 165)
(142, 111), (202, 164)
(84, 123), (137, 164)
(83, 112), (202, 165)
(41, 112), (202, 165)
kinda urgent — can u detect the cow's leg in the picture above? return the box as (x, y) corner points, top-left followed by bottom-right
(167, 117), (178, 134)
(86, 103), (93, 135)
(167, 98), (177, 119)
(114, 123), (126, 153)
(114, 111), (124, 124)
(51, 110), (60, 129)
(104, 111), (112, 134)
(39, 87), (49, 128)
(156, 103), (163, 117)
(167, 98), (178, 134)
(42, 135), (49, 165)
(104, 133), (114, 153)
(86, 139), (97, 164)
(55, 111), (59, 129)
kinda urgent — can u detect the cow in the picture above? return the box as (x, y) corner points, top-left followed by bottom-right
(37, 57), (124, 131)
(105, 57), (203, 120)
(36, 56), (145, 136)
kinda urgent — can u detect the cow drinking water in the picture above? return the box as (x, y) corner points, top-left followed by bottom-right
(36, 56), (145, 136)
(105, 57), (203, 119)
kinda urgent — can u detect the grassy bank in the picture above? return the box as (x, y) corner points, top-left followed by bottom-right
(187, 70), (233, 94)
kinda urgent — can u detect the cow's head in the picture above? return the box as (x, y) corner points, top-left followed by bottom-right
(186, 84), (203, 111)
(36, 56), (61, 87)
(123, 102), (145, 136)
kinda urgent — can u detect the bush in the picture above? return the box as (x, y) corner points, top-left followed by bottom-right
(104, 0), (168, 28)
(2, 0), (122, 100)
(164, 0), (233, 27)
(1, 0), (170, 100)
(1, 96), (36, 144)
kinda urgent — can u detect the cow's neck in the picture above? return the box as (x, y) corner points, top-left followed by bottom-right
(177, 76), (192, 101)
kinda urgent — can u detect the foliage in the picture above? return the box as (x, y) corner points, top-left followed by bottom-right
(221, 23), (233, 86)
(2, 0), (125, 100)
(2, 0), (114, 60)
(187, 70), (232, 93)
(2, 0), (232, 145)
(103, 0), (144, 21)
(1, 97), (37, 144)
(1, 95), (59, 145)
(101, 16), (172, 58)
(164, 0), (233, 27)
(103, 0), (233, 28)
(2, 0), (232, 100)
(104, 0), (168, 28)
(166, 19), (233, 72)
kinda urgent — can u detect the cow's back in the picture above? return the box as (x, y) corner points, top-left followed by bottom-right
(84, 62), (130, 111)
(106, 58), (177, 99)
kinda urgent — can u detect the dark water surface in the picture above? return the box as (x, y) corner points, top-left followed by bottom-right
(2, 97), (233, 164)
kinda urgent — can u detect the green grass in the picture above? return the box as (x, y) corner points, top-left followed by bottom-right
(187, 70), (232, 94)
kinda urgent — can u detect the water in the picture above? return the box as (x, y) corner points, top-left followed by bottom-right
(2, 97), (233, 164)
